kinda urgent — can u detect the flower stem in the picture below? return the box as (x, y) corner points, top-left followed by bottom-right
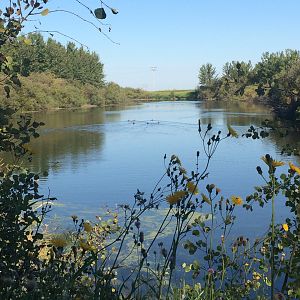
(271, 174), (276, 300)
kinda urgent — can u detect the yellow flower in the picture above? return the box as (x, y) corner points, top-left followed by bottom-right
(289, 162), (300, 175)
(201, 193), (211, 205)
(271, 160), (285, 167)
(186, 181), (199, 195)
(227, 124), (238, 138)
(282, 223), (289, 232)
(83, 222), (93, 232)
(261, 155), (271, 165)
(166, 190), (187, 205)
(261, 155), (284, 168)
(231, 196), (243, 206)
(50, 236), (68, 248)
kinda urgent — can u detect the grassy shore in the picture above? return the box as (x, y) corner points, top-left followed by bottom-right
(147, 89), (197, 100)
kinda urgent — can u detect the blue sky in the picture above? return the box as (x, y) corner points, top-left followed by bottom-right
(24, 0), (300, 90)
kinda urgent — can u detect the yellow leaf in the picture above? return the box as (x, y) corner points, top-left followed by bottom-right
(41, 9), (49, 16)
(24, 38), (32, 45)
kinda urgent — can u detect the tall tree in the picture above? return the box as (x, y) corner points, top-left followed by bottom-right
(198, 63), (217, 87)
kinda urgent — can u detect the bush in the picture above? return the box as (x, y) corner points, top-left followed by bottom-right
(1, 119), (299, 299)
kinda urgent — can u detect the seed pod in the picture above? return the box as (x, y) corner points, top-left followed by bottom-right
(139, 232), (144, 243)
(161, 248), (167, 258)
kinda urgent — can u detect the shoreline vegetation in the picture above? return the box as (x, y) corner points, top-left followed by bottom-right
(196, 50), (300, 124)
(2, 33), (299, 125)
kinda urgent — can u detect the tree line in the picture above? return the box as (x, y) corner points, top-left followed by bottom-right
(198, 49), (300, 122)
(0, 33), (148, 111)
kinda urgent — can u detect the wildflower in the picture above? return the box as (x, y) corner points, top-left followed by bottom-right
(50, 236), (68, 248)
(261, 154), (272, 165)
(186, 181), (199, 195)
(216, 187), (221, 195)
(231, 196), (243, 206)
(282, 223), (289, 232)
(207, 268), (215, 275)
(289, 162), (300, 175)
(83, 222), (93, 232)
(201, 193), (211, 205)
(166, 190), (187, 205)
(271, 160), (285, 167)
(261, 154), (284, 168)
(227, 124), (238, 138)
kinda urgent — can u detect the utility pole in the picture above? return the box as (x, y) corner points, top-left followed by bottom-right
(151, 66), (157, 91)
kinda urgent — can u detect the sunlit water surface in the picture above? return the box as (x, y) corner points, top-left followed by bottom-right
(26, 101), (298, 238)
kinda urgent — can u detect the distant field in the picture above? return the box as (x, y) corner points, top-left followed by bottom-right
(147, 89), (197, 100)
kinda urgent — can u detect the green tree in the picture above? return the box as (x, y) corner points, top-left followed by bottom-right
(223, 61), (252, 83)
(198, 63), (217, 87)
(253, 50), (300, 120)
(104, 82), (126, 104)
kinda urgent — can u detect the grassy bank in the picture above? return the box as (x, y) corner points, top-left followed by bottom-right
(147, 89), (197, 100)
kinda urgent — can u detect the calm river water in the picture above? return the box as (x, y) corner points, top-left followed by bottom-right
(27, 101), (298, 237)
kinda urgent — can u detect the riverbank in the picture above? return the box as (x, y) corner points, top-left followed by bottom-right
(0, 72), (149, 112)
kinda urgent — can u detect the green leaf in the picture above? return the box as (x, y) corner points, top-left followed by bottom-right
(192, 230), (200, 236)
(94, 8), (106, 19)
(264, 276), (271, 287)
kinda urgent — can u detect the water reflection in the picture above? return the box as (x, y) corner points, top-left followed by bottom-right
(198, 101), (272, 127)
(29, 129), (105, 174)
(26, 108), (122, 173)
(9, 101), (297, 235)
